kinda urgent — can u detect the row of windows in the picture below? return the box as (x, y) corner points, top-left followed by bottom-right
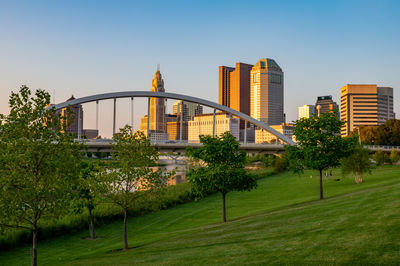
(353, 101), (377, 103)
(353, 109), (377, 112)
(353, 113), (377, 115)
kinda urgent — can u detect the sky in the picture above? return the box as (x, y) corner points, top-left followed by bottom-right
(1, 0), (399, 137)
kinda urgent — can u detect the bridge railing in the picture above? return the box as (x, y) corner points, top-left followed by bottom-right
(363, 145), (400, 151)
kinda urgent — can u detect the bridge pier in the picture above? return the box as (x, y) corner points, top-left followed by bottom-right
(244, 120), (247, 145)
(212, 108), (216, 137)
(113, 98), (116, 136)
(77, 104), (82, 140)
(147, 97), (150, 138)
(179, 101), (183, 142)
(131, 97), (134, 129)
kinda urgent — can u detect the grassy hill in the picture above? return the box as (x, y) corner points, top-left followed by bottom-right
(0, 166), (399, 265)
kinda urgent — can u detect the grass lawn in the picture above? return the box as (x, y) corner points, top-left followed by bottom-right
(0, 166), (399, 265)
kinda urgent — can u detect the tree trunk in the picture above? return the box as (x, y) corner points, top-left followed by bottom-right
(319, 169), (324, 200)
(222, 191), (227, 223)
(88, 208), (96, 239)
(123, 209), (128, 250)
(31, 222), (37, 266)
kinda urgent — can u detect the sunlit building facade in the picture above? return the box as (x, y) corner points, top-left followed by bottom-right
(188, 113), (239, 143)
(250, 58), (284, 125)
(254, 123), (294, 144)
(340, 84), (395, 136)
(298, 104), (315, 119)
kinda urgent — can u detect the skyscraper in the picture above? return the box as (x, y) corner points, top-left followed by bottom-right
(172, 100), (203, 121)
(315, 95), (338, 116)
(218, 63), (253, 115)
(149, 70), (166, 132)
(340, 84), (395, 136)
(250, 58), (284, 125)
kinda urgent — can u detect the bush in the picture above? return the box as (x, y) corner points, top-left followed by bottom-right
(373, 150), (387, 166)
(273, 154), (288, 173)
(390, 149), (400, 164)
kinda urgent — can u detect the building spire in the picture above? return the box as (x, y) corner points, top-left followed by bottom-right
(157, 64), (160, 71)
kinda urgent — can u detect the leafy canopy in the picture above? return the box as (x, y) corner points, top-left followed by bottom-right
(187, 131), (257, 197)
(286, 112), (357, 173)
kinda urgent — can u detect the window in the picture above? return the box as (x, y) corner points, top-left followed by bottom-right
(269, 73), (282, 84)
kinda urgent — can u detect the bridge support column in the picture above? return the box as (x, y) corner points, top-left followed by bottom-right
(96, 100), (99, 131)
(179, 101), (183, 142)
(147, 97), (150, 138)
(113, 98), (116, 136)
(131, 97), (134, 129)
(213, 108), (216, 137)
(77, 104), (82, 140)
(244, 120), (247, 145)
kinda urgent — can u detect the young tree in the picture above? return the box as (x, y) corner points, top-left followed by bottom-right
(71, 161), (101, 239)
(285, 112), (357, 200)
(390, 148), (400, 165)
(341, 144), (372, 184)
(97, 126), (171, 250)
(187, 131), (257, 223)
(0, 86), (81, 266)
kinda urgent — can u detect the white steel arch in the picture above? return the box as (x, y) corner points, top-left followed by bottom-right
(51, 91), (295, 145)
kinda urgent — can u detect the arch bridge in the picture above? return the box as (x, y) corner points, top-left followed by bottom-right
(51, 91), (296, 148)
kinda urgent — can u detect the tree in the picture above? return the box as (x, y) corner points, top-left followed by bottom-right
(390, 148), (400, 164)
(97, 126), (171, 250)
(0, 86), (81, 266)
(373, 150), (386, 166)
(71, 161), (101, 239)
(285, 112), (357, 200)
(341, 144), (372, 184)
(187, 131), (257, 223)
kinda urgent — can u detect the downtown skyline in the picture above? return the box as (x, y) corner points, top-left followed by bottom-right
(1, 0), (399, 138)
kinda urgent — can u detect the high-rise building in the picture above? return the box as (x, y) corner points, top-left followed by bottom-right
(60, 95), (98, 139)
(315, 95), (338, 116)
(250, 58), (284, 125)
(298, 104), (315, 119)
(149, 70), (166, 132)
(188, 113), (239, 143)
(340, 84), (395, 136)
(172, 100), (203, 121)
(218, 63), (253, 116)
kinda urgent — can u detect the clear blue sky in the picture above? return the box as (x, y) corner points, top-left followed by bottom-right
(1, 0), (399, 137)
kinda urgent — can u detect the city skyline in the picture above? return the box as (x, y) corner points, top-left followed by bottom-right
(1, 0), (399, 137)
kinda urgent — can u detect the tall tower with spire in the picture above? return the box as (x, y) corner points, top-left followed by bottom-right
(149, 69), (166, 132)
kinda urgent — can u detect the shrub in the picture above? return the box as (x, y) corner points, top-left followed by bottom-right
(373, 150), (387, 166)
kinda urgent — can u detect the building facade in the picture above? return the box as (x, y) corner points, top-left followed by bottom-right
(60, 95), (99, 139)
(167, 121), (188, 141)
(254, 123), (294, 144)
(188, 113), (239, 143)
(340, 84), (395, 136)
(172, 100), (203, 121)
(298, 104), (315, 119)
(219, 63), (253, 116)
(250, 58), (284, 125)
(315, 95), (339, 116)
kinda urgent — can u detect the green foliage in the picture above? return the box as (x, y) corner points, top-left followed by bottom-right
(390, 149), (400, 164)
(341, 144), (372, 184)
(96, 125), (172, 249)
(272, 154), (289, 173)
(354, 119), (400, 145)
(373, 150), (387, 166)
(285, 112), (357, 199)
(187, 131), (257, 222)
(0, 86), (82, 265)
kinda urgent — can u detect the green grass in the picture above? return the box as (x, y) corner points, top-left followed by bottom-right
(1, 166), (399, 265)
